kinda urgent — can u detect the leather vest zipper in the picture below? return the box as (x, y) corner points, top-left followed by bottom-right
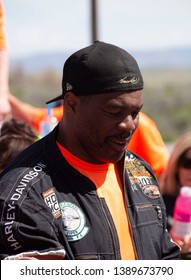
(99, 197), (120, 259)
(122, 157), (138, 260)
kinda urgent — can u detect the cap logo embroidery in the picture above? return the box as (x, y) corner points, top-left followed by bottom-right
(118, 76), (139, 85)
(66, 83), (73, 91)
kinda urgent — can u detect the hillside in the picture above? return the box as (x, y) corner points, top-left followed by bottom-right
(10, 47), (191, 73)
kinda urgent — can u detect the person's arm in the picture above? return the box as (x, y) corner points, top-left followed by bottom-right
(9, 94), (63, 133)
(0, 1), (11, 121)
(8, 93), (42, 129)
(0, 189), (67, 260)
(0, 50), (11, 120)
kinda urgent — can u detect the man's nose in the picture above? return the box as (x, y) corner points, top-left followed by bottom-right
(117, 115), (136, 131)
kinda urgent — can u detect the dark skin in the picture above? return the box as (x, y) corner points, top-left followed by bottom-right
(58, 90), (143, 164)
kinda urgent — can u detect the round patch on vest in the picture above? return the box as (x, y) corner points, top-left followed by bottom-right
(142, 185), (161, 199)
(60, 201), (89, 241)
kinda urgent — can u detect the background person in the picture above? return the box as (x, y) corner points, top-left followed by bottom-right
(0, 118), (37, 173)
(160, 131), (191, 259)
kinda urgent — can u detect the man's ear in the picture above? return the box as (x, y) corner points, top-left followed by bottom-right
(63, 92), (79, 112)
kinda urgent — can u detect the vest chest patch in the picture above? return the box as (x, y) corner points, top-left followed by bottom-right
(42, 187), (62, 219)
(60, 201), (89, 242)
(125, 154), (161, 199)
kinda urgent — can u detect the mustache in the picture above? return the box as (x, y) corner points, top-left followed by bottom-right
(109, 131), (133, 140)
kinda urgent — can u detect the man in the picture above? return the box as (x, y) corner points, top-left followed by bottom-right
(0, 41), (180, 260)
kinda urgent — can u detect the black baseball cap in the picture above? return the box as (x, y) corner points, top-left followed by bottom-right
(46, 41), (144, 104)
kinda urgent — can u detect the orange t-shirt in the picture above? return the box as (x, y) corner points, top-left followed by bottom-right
(0, 0), (7, 50)
(57, 142), (136, 260)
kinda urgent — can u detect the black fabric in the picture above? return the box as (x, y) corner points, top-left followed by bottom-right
(46, 41), (144, 104)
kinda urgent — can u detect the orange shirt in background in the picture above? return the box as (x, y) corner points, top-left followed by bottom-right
(128, 112), (169, 176)
(0, 0), (7, 50)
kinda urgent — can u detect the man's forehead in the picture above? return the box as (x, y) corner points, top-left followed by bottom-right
(98, 90), (143, 102)
(90, 91), (143, 110)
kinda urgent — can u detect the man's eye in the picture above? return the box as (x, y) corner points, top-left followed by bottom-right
(108, 111), (122, 117)
(132, 112), (139, 119)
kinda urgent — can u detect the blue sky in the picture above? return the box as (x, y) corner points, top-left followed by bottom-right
(4, 0), (191, 58)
